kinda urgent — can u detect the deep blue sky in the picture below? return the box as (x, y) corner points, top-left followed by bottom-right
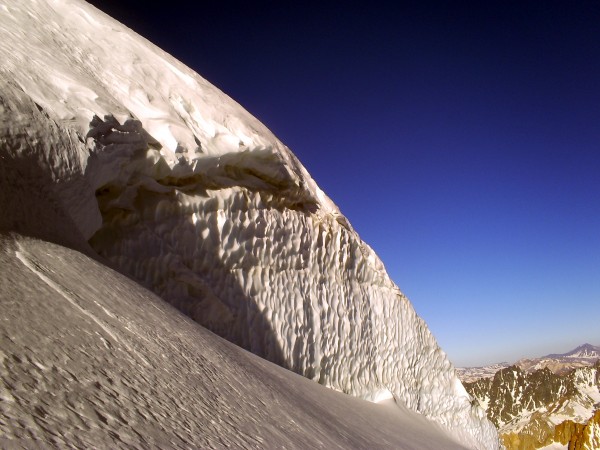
(88, 0), (600, 366)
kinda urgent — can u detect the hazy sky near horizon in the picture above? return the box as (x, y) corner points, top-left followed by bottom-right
(88, 0), (600, 366)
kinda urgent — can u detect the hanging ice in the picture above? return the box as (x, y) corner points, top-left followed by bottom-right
(0, 0), (498, 448)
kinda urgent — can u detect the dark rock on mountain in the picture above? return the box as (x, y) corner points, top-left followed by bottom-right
(465, 361), (600, 450)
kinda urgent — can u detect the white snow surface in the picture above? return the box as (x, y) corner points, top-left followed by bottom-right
(0, 234), (469, 449)
(538, 444), (567, 450)
(0, 1), (498, 448)
(457, 364), (511, 383)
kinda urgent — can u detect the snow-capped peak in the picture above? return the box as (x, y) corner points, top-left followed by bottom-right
(545, 343), (600, 360)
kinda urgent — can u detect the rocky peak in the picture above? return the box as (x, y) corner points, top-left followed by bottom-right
(480, 366), (570, 427)
(465, 363), (600, 450)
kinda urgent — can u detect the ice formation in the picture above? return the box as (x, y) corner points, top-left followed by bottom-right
(1, 234), (473, 449)
(0, 0), (498, 448)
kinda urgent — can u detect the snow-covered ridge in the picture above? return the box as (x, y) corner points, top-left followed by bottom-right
(0, 0), (337, 241)
(0, 234), (472, 449)
(0, 1), (498, 448)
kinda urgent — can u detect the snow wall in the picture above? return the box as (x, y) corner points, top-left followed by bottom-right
(0, 1), (498, 448)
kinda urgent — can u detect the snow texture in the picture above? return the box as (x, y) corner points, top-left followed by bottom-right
(0, 1), (498, 448)
(457, 364), (511, 384)
(0, 234), (469, 449)
(538, 444), (568, 450)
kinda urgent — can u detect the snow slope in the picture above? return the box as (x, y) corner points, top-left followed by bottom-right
(0, 0), (498, 448)
(0, 234), (468, 449)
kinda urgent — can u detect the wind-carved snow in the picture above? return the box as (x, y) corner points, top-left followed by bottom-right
(15, 245), (120, 347)
(85, 112), (496, 449)
(0, 1), (499, 448)
(1, 235), (473, 449)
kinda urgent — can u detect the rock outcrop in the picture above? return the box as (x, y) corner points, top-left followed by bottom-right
(568, 409), (600, 450)
(465, 361), (600, 450)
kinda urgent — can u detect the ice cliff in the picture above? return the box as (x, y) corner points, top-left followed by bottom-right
(0, 0), (498, 448)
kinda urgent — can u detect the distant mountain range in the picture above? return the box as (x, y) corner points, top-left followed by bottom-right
(457, 343), (600, 383)
(458, 344), (600, 450)
(545, 343), (600, 360)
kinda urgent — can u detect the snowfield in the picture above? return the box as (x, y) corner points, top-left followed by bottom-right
(0, 0), (499, 448)
(0, 234), (468, 449)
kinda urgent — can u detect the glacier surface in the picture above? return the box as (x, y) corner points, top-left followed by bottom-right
(1, 234), (471, 449)
(0, 0), (498, 448)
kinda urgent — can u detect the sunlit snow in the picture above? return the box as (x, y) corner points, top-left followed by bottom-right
(0, 0), (499, 448)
